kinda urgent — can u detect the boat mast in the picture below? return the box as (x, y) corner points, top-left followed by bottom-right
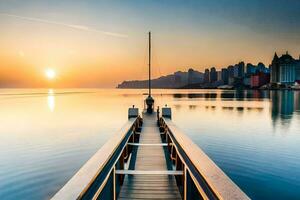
(148, 31), (151, 97)
(145, 31), (154, 113)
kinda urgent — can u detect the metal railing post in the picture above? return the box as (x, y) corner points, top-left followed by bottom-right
(184, 166), (187, 200)
(113, 167), (116, 200)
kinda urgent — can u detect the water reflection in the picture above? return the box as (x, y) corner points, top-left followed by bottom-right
(172, 90), (299, 124)
(174, 104), (181, 110)
(296, 93), (300, 112)
(220, 93), (235, 99)
(222, 106), (234, 110)
(271, 91), (295, 123)
(205, 93), (217, 99)
(0, 89), (299, 200)
(47, 89), (55, 112)
(236, 107), (244, 111)
(170, 90), (300, 200)
(188, 105), (197, 110)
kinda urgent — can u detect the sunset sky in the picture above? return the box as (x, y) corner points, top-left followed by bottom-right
(0, 0), (300, 87)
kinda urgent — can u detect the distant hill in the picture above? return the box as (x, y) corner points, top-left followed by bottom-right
(117, 69), (204, 89)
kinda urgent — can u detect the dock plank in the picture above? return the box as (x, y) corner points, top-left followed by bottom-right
(118, 113), (182, 200)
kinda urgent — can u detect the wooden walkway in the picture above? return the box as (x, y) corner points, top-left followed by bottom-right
(118, 113), (182, 200)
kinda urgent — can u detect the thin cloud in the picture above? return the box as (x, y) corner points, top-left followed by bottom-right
(0, 13), (128, 38)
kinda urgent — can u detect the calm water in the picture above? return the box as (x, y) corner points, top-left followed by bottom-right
(0, 89), (299, 200)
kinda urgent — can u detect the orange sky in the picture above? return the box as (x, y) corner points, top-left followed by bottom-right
(0, 1), (300, 88)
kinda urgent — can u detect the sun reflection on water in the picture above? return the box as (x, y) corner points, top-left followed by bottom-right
(47, 89), (55, 112)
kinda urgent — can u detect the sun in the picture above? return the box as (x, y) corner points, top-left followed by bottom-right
(45, 69), (56, 80)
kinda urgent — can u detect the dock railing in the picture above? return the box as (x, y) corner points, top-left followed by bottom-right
(159, 117), (250, 200)
(51, 116), (142, 200)
(52, 109), (249, 200)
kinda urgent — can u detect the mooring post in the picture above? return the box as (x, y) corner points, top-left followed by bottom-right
(128, 105), (139, 118)
(162, 104), (172, 119)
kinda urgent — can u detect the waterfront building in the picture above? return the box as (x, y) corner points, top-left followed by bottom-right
(250, 72), (270, 88)
(233, 65), (239, 78)
(227, 65), (235, 85)
(270, 52), (298, 85)
(217, 71), (222, 81)
(196, 72), (204, 83)
(238, 62), (245, 77)
(233, 62), (244, 78)
(246, 63), (256, 75)
(204, 69), (210, 83)
(243, 75), (251, 87)
(270, 52), (297, 85)
(227, 65), (234, 78)
(228, 77), (235, 86)
(257, 62), (269, 73)
(296, 56), (300, 83)
(270, 53), (279, 83)
(221, 68), (229, 84)
(210, 67), (217, 83)
(274, 52), (295, 84)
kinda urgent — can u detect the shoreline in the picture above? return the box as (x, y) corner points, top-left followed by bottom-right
(116, 87), (300, 91)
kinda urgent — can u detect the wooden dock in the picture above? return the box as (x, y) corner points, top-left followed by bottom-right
(118, 113), (181, 199)
(51, 107), (249, 200)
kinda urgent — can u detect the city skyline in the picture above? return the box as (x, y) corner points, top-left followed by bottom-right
(1, 0), (300, 87)
(118, 52), (300, 89)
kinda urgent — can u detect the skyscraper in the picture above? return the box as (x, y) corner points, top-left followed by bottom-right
(204, 69), (210, 83)
(227, 65), (234, 78)
(210, 67), (217, 83)
(270, 52), (297, 85)
(233, 65), (239, 78)
(246, 63), (256, 75)
(270, 53), (280, 83)
(221, 68), (229, 84)
(217, 71), (222, 81)
(237, 62), (245, 78)
(188, 68), (195, 85)
(227, 65), (235, 85)
(257, 62), (267, 73)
